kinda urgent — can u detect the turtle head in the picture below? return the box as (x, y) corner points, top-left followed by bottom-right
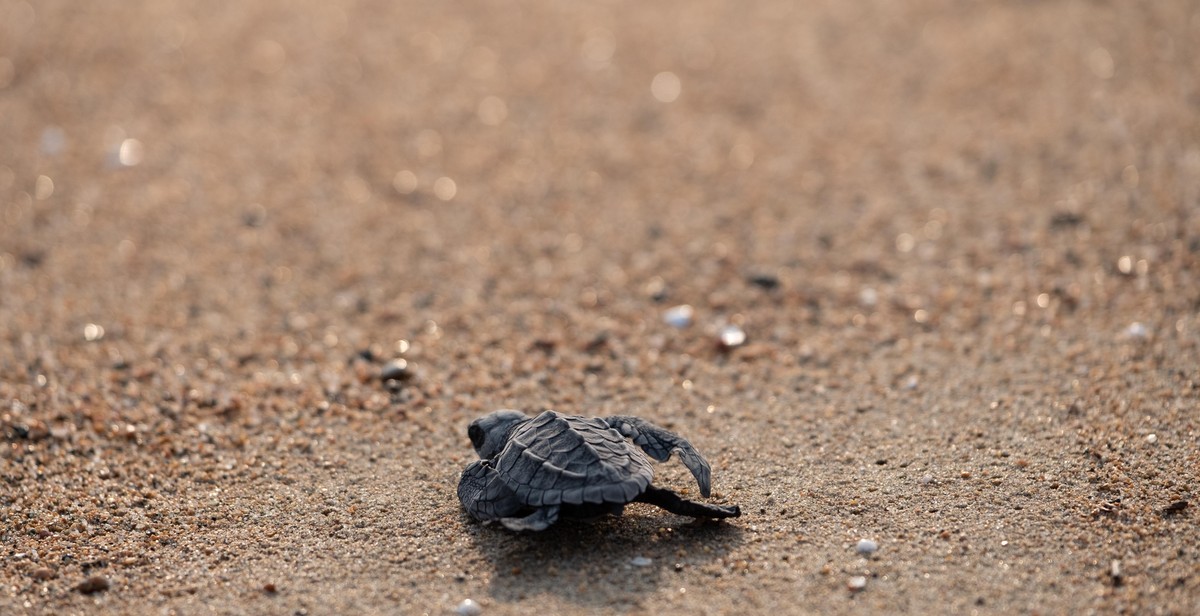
(467, 409), (528, 459)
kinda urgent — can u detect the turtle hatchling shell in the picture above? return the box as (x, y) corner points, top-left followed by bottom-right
(492, 411), (653, 507)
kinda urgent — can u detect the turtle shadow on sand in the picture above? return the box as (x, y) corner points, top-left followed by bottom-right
(463, 508), (745, 608)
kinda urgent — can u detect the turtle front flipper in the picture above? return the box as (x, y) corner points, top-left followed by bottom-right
(500, 505), (560, 532)
(604, 416), (713, 497)
(635, 485), (740, 519)
(458, 460), (526, 522)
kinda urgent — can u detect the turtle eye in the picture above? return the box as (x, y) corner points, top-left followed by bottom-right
(468, 424), (485, 450)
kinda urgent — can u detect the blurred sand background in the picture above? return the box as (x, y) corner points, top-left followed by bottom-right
(2, 0), (1198, 614)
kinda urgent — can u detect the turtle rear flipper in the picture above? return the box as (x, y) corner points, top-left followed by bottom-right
(458, 460), (525, 521)
(604, 416), (713, 496)
(635, 485), (740, 519)
(500, 505), (560, 531)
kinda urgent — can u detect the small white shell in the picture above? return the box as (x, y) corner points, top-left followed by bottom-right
(855, 539), (878, 555)
(455, 599), (482, 616)
(663, 305), (694, 328)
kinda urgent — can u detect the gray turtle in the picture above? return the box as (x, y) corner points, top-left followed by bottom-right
(458, 409), (740, 531)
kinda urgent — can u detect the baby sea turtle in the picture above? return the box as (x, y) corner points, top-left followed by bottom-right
(458, 410), (740, 531)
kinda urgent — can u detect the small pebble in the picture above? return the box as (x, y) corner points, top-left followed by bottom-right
(645, 278), (669, 302)
(1162, 500), (1189, 515)
(112, 138), (144, 167)
(380, 359), (411, 382)
(1145, 433), (1157, 444)
(455, 599), (482, 616)
(83, 323), (105, 341)
(717, 325), (746, 349)
(747, 272), (780, 290)
(30, 567), (55, 581)
(855, 539), (878, 555)
(242, 204), (268, 228)
(847, 576), (867, 591)
(1049, 211), (1085, 228)
(76, 575), (110, 594)
(919, 475), (934, 485)
(1125, 322), (1149, 339)
(630, 556), (653, 567)
(663, 305), (694, 328)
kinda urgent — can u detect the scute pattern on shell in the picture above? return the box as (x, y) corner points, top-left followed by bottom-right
(493, 411), (653, 506)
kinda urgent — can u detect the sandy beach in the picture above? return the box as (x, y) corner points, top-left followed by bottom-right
(2, 0), (1198, 614)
